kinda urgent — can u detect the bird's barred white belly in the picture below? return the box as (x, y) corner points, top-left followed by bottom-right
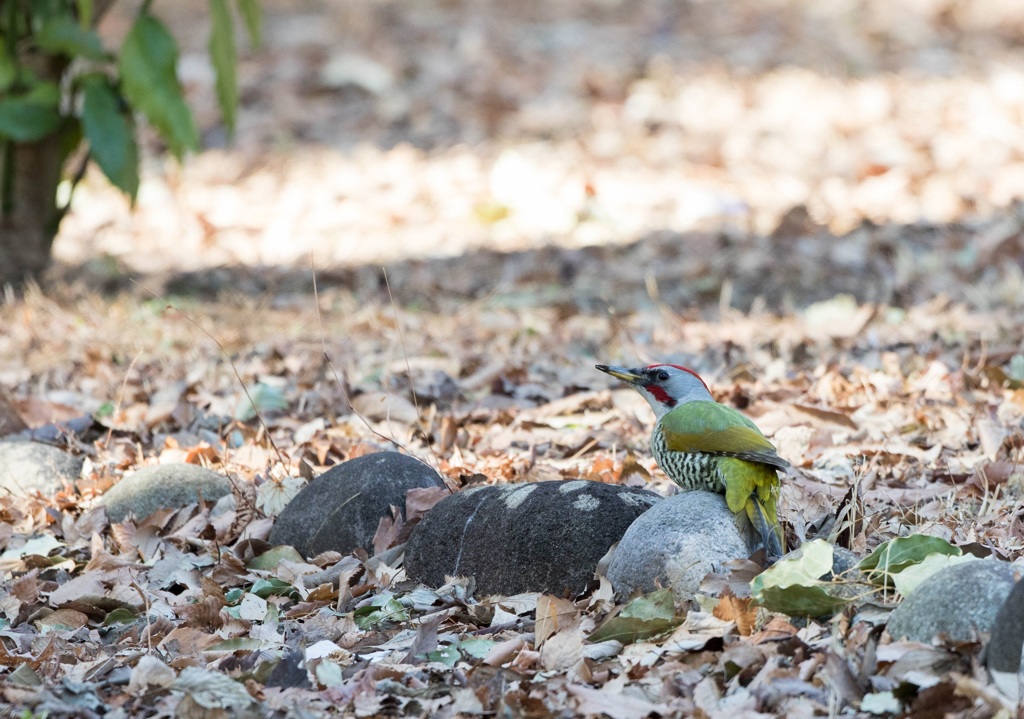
(650, 425), (725, 492)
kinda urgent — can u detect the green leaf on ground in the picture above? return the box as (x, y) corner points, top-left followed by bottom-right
(235, 382), (289, 420)
(751, 539), (851, 616)
(205, 637), (270, 653)
(588, 588), (681, 644)
(103, 607), (140, 625)
(247, 544), (305, 570)
(859, 535), (960, 580)
(890, 552), (978, 596)
(457, 638), (498, 659)
(119, 13), (199, 159)
(250, 577), (296, 598)
(424, 644), (460, 666)
(354, 593), (410, 629)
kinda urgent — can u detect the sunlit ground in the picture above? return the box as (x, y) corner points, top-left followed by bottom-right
(55, 0), (1024, 277)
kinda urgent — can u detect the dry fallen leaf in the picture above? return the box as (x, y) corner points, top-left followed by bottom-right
(713, 587), (757, 636)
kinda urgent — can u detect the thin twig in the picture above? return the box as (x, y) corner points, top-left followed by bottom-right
(309, 257), (409, 452)
(130, 279), (287, 468)
(382, 266), (440, 468)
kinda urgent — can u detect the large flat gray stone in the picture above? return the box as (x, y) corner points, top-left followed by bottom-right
(268, 451), (446, 558)
(405, 480), (660, 596)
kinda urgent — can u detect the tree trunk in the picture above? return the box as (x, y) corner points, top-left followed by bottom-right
(0, 135), (64, 287)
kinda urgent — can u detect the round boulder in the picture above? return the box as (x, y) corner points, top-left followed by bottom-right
(405, 480), (660, 596)
(269, 451), (446, 558)
(607, 491), (754, 604)
(886, 559), (1019, 643)
(99, 464), (232, 522)
(0, 441), (83, 497)
(986, 575), (1024, 700)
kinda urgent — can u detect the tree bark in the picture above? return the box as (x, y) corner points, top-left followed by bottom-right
(0, 1), (139, 290)
(0, 135), (64, 287)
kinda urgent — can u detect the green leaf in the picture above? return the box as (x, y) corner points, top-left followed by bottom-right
(751, 539), (852, 616)
(235, 382), (289, 421)
(81, 76), (139, 199)
(859, 535), (960, 579)
(0, 99), (60, 141)
(0, 82), (61, 142)
(890, 553), (978, 596)
(753, 579), (851, 616)
(205, 637), (269, 653)
(103, 607), (140, 625)
(353, 593), (409, 629)
(456, 638), (497, 659)
(424, 644), (460, 667)
(588, 588), (681, 644)
(235, 0), (263, 47)
(208, 0), (237, 134)
(250, 577), (295, 598)
(247, 544), (304, 570)
(119, 13), (198, 159)
(0, 45), (15, 91)
(36, 14), (106, 60)
(75, 0), (95, 28)
(25, 81), (61, 106)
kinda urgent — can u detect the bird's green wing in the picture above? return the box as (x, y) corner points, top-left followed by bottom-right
(660, 401), (789, 469)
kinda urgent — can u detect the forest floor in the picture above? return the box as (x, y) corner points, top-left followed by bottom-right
(4, 0), (1024, 716)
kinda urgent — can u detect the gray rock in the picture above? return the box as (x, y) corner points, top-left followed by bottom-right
(986, 571), (1024, 699)
(887, 559), (1019, 643)
(405, 480), (660, 596)
(0, 441), (83, 497)
(99, 464), (232, 522)
(269, 451), (446, 558)
(829, 546), (863, 576)
(778, 543), (875, 608)
(607, 491), (754, 604)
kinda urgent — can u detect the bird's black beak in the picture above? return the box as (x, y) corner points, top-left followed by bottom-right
(596, 364), (645, 384)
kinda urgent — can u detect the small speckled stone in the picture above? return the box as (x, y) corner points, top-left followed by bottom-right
(405, 480), (660, 596)
(99, 463), (231, 522)
(0, 441), (83, 497)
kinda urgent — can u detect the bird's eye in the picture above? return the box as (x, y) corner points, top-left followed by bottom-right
(656, 370), (669, 381)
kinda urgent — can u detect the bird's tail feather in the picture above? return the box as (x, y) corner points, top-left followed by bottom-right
(746, 497), (785, 560)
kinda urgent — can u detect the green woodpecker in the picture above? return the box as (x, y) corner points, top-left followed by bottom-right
(597, 363), (786, 558)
